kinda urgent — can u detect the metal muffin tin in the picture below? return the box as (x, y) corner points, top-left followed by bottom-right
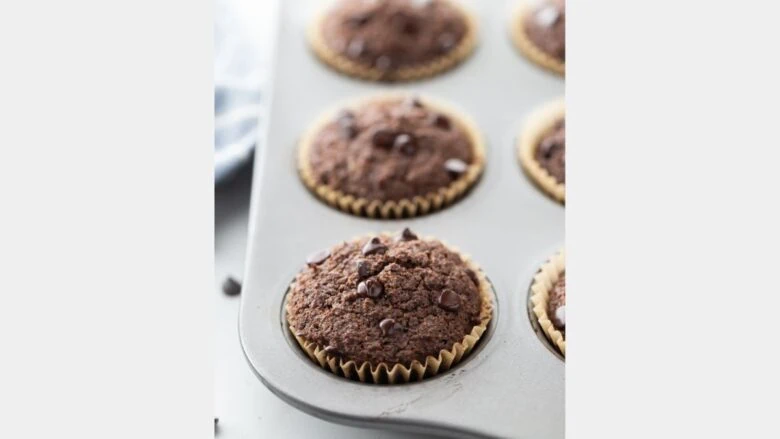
(239, 0), (564, 437)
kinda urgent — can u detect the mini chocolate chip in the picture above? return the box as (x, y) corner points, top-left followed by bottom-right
(401, 19), (419, 35)
(536, 6), (561, 28)
(356, 260), (371, 279)
(466, 268), (479, 286)
(323, 345), (340, 355)
(437, 289), (461, 311)
(365, 278), (384, 298)
(444, 158), (468, 178)
(438, 32), (457, 52)
(346, 39), (365, 58)
(411, 0), (432, 8)
(372, 129), (396, 148)
(379, 318), (403, 335)
(393, 133), (416, 155)
(395, 227), (418, 242)
(306, 249), (330, 266)
(375, 55), (393, 71)
(539, 137), (559, 159)
(554, 305), (566, 328)
(404, 96), (424, 109)
(357, 281), (368, 296)
(337, 111), (357, 139)
(340, 124), (357, 139)
(221, 276), (242, 296)
(431, 113), (451, 130)
(347, 10), (373, 27)
(362, 237), (388, 255)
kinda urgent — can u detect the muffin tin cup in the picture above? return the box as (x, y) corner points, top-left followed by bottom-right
(286, 233), (494, 384)
(509, 1), (565, 76)
(517, 97), (565, 203)
(529, 249), (566, 356)
(297, 92), (486, 218)
(239, 0), (564, 437)
(307, 0), (479, 82)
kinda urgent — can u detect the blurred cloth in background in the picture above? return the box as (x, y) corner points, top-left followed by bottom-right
(214, 0), (277, 184)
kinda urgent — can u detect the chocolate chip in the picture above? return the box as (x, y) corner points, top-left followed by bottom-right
(306, 249), (330, 266)
(539, 137), (559, 159)
(362, 237), (388, 255)
(379, 318), (403, 335)
(347, 10), (373, 27)
(401, 19), (419, 35)
(404, 96), (424, 109)
(323, 345), (340, 355)
(221, 276), (242, 296)
(358, 278), (384, 298)
(438, 32), (457, 52)
(395, 227), (418, 242)
(356, 260), (371, 279)
(214, 418), (219, 427)
(346, 39), (365, 58)
(536, 6), (561, 28)
(466, 268), (479, 286)
(431, 113), (451, 130)
(337, 111), (357, 139)
(553, 305), (566, 328)
(375, 55), (393, 71)
(365, 278), (384, 298)
(437, 289), (461, 311)
(411, 0), (432, 8)
(444, 158), (468, 178)
(393, 133), (416, 155)
(372, 129), (396, 148)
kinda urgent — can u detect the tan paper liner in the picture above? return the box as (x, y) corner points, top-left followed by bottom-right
(307, 1), (478, 82)
(298, 93), (486, 218)
(510, 2), (565, 76)
(529, 249), (565, 356)
(286, 233), (494, 384)
(517, 97), (565, 203)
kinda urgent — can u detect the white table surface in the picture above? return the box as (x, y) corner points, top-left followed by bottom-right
(215, 167), (432, 438)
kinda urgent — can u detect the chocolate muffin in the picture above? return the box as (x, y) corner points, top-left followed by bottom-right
(511, 0), (565, 75)
(308, 0), (478, 81)
(298, 94), (485, 218)
(530, 250), (566, 356)
(286, 229), (493, 383)
(547, 273), (565, 333)
(534, 118), (565, 185)
(518, 98), (565, 203)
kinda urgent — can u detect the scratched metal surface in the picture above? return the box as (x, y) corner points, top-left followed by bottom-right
(239, 0), (564, 437)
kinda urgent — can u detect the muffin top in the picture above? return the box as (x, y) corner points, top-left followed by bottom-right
(307, 96), (476, 201)
(523, 0), (565, 61)
(534, 117), (565, 184)
(287, 229), (485, 365)
(547, 273), (565, 332)
(320, 0), (469, 73)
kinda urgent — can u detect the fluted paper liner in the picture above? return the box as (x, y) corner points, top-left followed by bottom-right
(529, 249), (565, 356)
(308, 0), (478, 82)
(298, 93), (486, 218)
(286, 234), (494, 384)
(517, 97), (565, 203)
(510, 2), (565, 76)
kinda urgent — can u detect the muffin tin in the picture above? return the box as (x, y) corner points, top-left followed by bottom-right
(238, 0), (564, 437)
